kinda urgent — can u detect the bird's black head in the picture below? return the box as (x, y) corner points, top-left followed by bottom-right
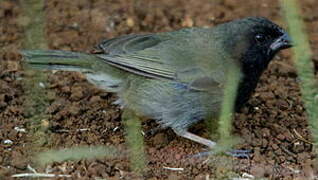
(221, 17), (292, 110)
(229, 17), (292, 75)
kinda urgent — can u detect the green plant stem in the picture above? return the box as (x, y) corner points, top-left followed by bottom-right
(280, 0), (318, 147)
(123, 109), (147, 174)
(36, 146), (120, 166)
(21, 0), (49, 146)
(218, 62), (241, 149)
(21, 0), (47, 49)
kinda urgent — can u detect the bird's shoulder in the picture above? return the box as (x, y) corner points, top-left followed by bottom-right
(95, 27), (214, 54)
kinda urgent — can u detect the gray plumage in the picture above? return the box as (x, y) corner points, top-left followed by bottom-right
(22, 17), (292, 148)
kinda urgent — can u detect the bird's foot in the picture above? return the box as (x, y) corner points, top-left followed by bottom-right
(190, 149), (251, 159)
(225, 149), (251, 158)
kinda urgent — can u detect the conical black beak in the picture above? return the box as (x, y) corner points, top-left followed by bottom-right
(270, 33), (293, 51)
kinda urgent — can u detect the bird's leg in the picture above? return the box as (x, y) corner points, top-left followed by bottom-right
(173, 129), (216, 149)
(174, 129), (251, 158)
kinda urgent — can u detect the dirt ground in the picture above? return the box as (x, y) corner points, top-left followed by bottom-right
(1, 0), (318, 179)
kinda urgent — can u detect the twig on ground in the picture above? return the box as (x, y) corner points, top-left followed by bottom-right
(163, 166), (184, 171)
(11, 173), (71, 178)
(293, 129), (313, 145)
(27, 164), (37, 173)
(279, 145), (297, 158)
(12, 164), (71, 178)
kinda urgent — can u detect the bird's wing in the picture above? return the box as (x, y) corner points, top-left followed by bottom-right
(97, 53), (176, 80)
(94, 33), (176, 79)
(96, 34), (165, 55)
(95, 30), (227, 90)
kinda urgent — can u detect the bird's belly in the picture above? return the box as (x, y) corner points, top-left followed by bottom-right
(120, 78), (222, 130)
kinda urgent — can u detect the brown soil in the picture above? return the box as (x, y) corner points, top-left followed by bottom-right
(1, 0), (318, 179)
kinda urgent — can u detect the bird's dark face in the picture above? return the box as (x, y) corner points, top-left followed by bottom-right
(224, 17), (293, 110)
(249, 23), (291, 57)
(235, 17), (292, 74)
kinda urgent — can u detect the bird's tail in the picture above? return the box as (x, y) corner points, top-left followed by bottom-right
(21, 50), (95, 72)
(21, 50), (124, 93)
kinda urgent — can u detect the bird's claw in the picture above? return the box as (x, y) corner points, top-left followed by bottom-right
(225, 149), (251, 158)
(189, 149), (251, 159)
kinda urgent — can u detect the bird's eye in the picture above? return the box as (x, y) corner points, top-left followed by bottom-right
(255, 34), (266, 43)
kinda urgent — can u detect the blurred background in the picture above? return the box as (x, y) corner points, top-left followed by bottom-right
(0, 0), (317, 179)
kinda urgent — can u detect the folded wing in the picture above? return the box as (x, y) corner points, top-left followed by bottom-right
(95, 30), (226, 91)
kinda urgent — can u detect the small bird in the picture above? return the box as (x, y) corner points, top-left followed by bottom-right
(22, 17), (292, 149)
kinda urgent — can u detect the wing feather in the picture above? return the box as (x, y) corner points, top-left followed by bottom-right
(94, 30), (227, 91)
(97, 54), (176, 79)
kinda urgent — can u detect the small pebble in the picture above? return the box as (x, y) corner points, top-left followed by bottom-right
(3, 139), (13, 144)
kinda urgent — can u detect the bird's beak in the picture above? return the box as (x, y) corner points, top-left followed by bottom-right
(270, 33), (293, 52)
